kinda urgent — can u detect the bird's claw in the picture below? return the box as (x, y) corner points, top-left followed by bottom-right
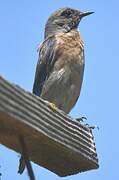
(49, 102), (58, 112)
(76, 116), (87, 122)
(85, 124), (99, 130)
(44, 100), (58, 112)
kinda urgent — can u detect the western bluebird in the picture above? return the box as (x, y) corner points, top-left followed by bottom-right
(18, 7), (94, 174)
(33, 7), (94, 113)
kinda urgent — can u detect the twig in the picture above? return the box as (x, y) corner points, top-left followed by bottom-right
(19, 135), (35, 180)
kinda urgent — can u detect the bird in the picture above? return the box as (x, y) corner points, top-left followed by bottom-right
(32, 7), (94, 114)
(18, 7), (94, 174)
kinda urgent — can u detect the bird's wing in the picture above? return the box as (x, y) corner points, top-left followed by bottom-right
(33, 36), (57, 96)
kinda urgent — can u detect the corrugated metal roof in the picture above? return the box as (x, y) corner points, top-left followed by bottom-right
(0, 76), (99, 176)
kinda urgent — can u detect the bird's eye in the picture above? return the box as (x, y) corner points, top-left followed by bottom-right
(61, 10), (72, 17)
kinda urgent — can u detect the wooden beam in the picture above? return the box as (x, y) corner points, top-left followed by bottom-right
(0, 76), (99, 177)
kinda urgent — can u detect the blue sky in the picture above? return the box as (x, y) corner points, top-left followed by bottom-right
(0, 0), (119, 179)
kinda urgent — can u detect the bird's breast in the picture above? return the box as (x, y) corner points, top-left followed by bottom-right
(54, 30), (84, 70)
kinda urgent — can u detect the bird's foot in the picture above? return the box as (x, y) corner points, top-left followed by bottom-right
(76, 116), (87, 123)
(44, 100), (58, 112)
(48, 102), (58, 112)
(85, 124), (99, 130)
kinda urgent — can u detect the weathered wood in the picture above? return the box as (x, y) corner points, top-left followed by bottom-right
(0, 76), (99, 177)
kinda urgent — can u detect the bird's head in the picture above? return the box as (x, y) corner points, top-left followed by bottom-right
(45, 7), (94, 38)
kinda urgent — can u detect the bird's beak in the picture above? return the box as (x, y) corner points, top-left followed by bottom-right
(79, 11), (94, 18)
